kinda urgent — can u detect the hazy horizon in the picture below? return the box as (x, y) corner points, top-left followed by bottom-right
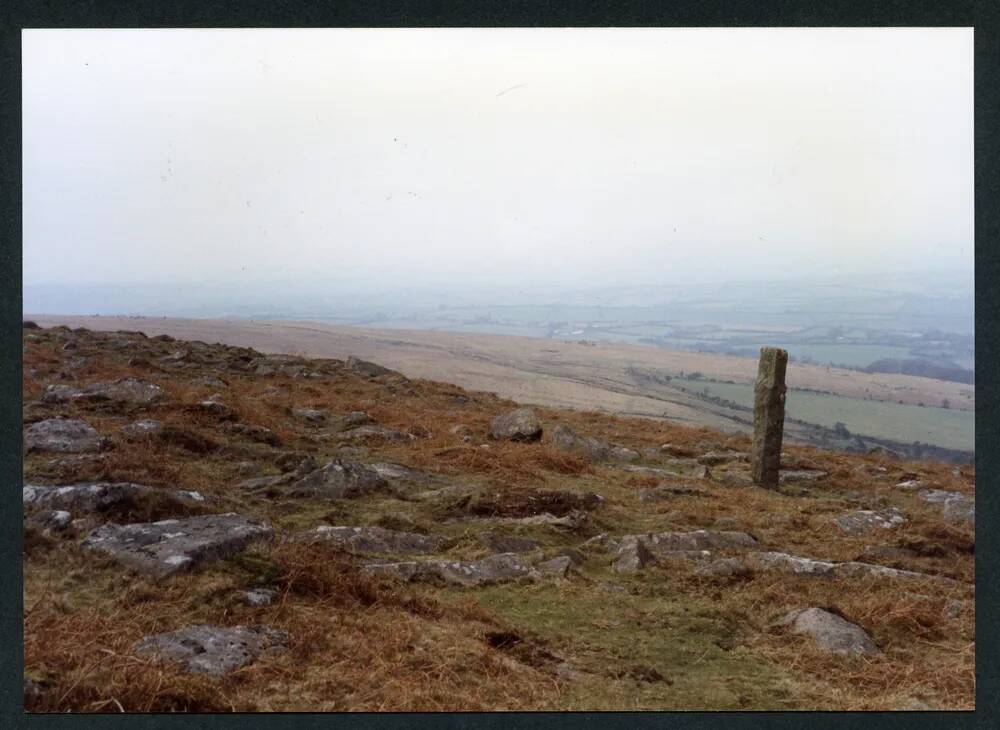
(24, 27), (973, 301)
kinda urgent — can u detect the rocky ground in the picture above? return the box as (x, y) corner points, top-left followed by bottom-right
(21, 323), (975, 711)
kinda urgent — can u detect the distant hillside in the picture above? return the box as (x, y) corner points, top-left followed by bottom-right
(863, 359), (975, 385)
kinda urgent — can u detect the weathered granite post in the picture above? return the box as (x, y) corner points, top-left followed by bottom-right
(750, 347), (788, 488)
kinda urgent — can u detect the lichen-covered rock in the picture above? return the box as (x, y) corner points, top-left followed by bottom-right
(746, 551), (957, 584)
(611, 530), (756, 573)
(136, 624), (288, 675)
(82, 513), (273, 577)
(287, 459), (388, 499)
(24, 418), (104, 453)
(364, 552), (543, 587)
(550, 424), (638, 462)
(23, 482), (205, 516)
(778, 608), (880, 656)
(834, 508), (907, 535)
(612, 535), (657, 573)
(634, 529), (758, 553)
(41, 378), (165, 406)
(489, 408), (543, 442)
(299, 525), (445, 555)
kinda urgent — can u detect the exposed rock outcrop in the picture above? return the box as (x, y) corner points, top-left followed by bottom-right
(136, 624), (288, 675)
(82, 513), (273, 577)
(24, 418), (104, 453)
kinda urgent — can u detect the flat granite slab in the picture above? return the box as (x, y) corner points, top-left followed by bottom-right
(82, 513), (273, 577)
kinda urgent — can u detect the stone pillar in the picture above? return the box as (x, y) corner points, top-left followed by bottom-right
(750, 347), (788, 488)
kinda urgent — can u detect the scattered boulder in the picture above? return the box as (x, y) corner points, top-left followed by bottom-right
(612, 535), (657, 573)
(299, 525), (446, 555)
(364, 552), (542, 587)
(82, 513), (273, 577)
(23, 482), (205, 518)
(745, 551), (956, 585)
(24, 418), (104, 453)
(917, 489), (974, 525)
(42, 378), (165, 406)
(135, 624), (288, 675)
(550, 424), (638, 462)
(612, 530), (757, 573)
(834, 508), (907, 535)
(489, 408), (543, 442)
(287, 459), (388, 499)
(778, 608), (880, 656)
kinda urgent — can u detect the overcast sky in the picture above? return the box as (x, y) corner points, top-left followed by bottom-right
(23, 28), (973, 291)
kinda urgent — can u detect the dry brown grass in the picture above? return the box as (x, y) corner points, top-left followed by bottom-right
(21, 326), (975, 711)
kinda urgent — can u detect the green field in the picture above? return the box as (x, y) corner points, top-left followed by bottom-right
(687, 381), (974, 452)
